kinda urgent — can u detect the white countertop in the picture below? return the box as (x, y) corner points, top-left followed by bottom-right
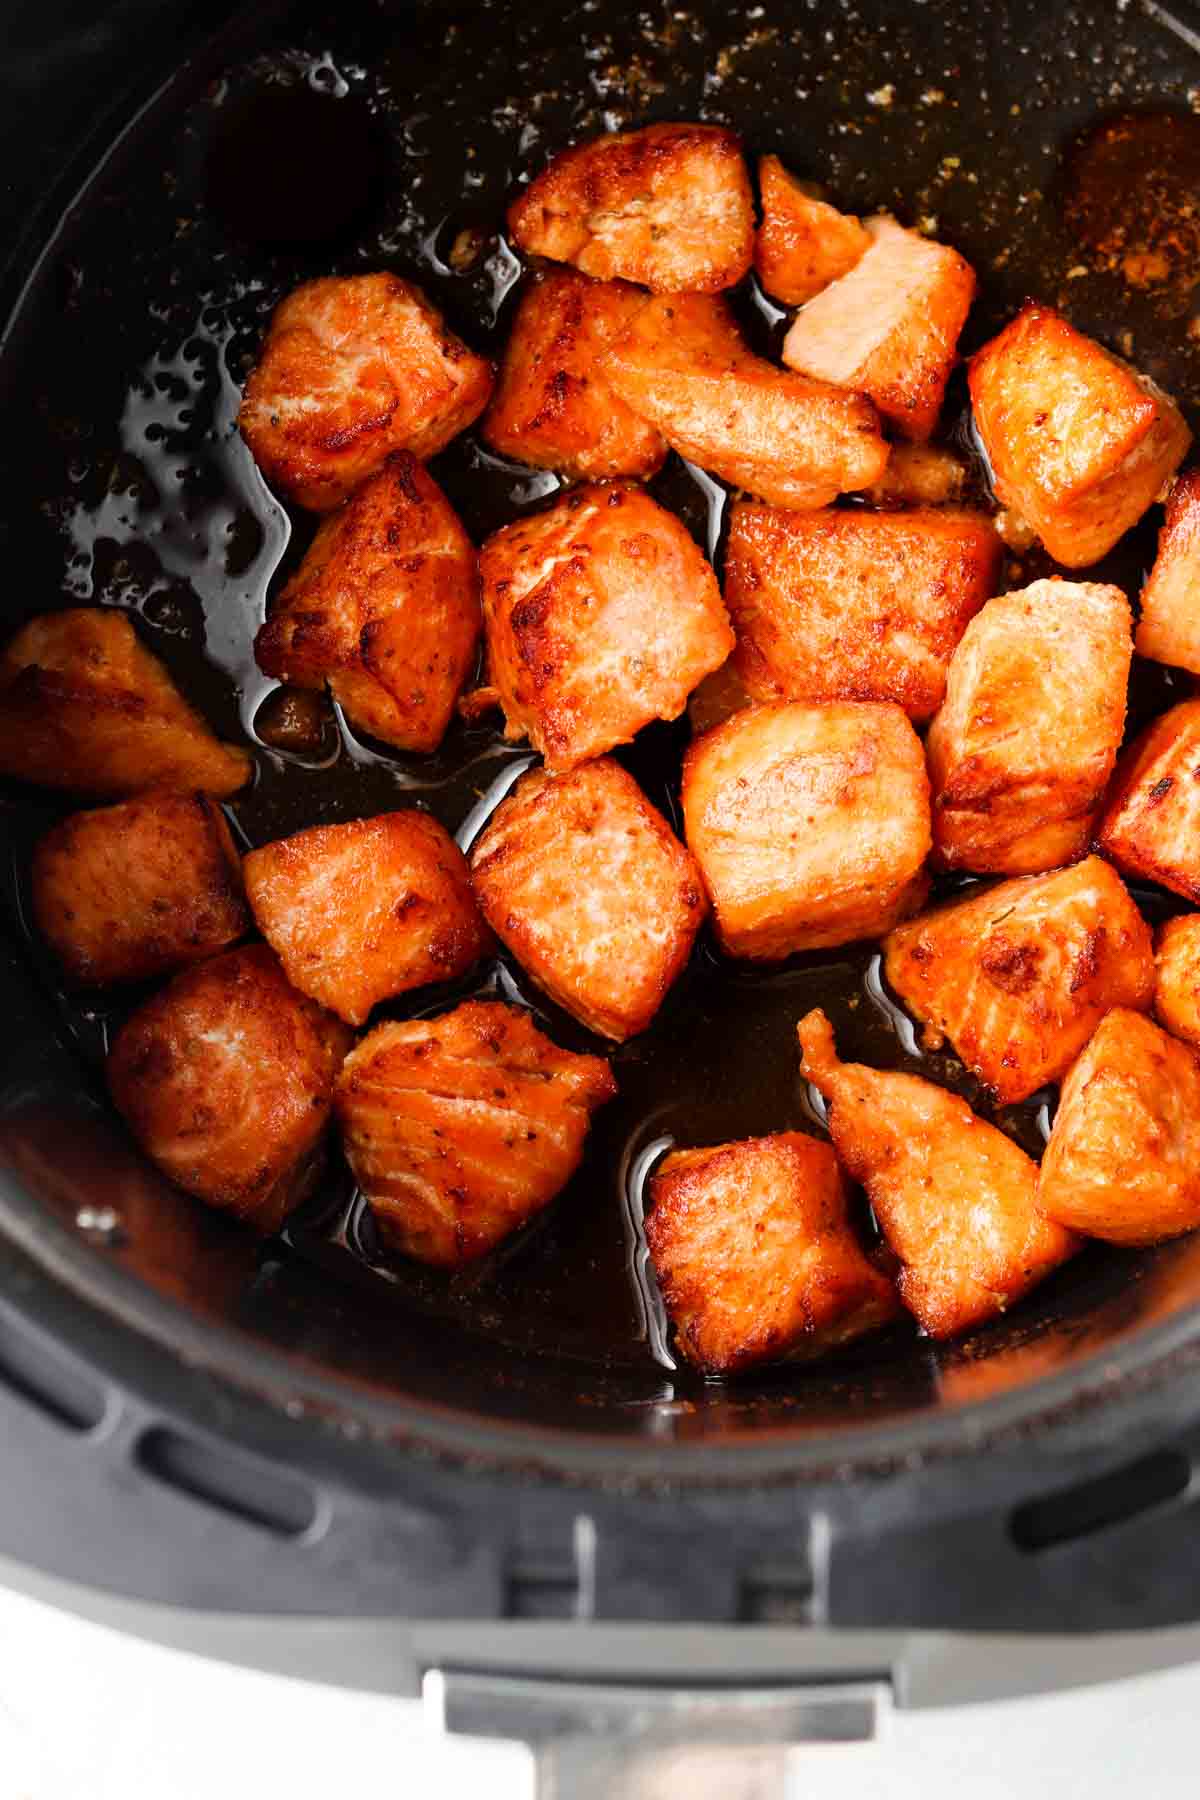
(0, 1582), (1193, 1799)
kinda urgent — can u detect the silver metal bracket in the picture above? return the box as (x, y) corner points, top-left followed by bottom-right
(425, 1667), (887, 1798)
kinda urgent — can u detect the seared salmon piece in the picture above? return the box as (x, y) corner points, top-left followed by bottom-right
(968, 303), (1190, 567)
(1155, 915), (1200, 1048)
(883, 856), (1154, 1105)
(239, 273), (494, 511)
(1097, 699), (1200, 901)
(682, 701), (931, 960)
(335, 999), (616, 1266)
(107, 944), (352, 1231)
(1038, 1008), (1200, 1246)
(927, 578), (1132, 874)
(32, 791), (248, 987)
(781, 217), (975, 442)
(508, 122), (754, 294)
(481, 269), (665, 480)
(481, 482), (733, 772)
(645, 1132), (899, 1375)
(865, 442), (968, 508)
(603, 293), (889, 509)
(753, 156), (871, 305)
(244, 812), (489, 1027)
(255, 453), (480, 754)
(798, 1009), (1078, 1338)
(1135, 470), (1200, 674)
(470, 758), (706, 1041)
(0, 609), (251, 798)
(725, 503), (1000, 721)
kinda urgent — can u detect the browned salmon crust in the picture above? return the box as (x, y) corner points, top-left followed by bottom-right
(753, 156), (871, 305)
(798, 1009), (1078, 1339)
(107, 944), (353, 1231)
(239, 273), (493, 510)
(883, 856), (1154, 1104)
(645, 1132), (899, 1374)
(470, 757), (706, 1041)
(481, 269), (665, 480)
(1038, 1008), (1200, 1246)
(255, 452), (480, 754)
(1135, 470), (1200, 675)
(335, 1000), (616, 1267)
(1097, 699), (1200, 901)
(481, 481), (733, 772)
(968, 303), (1190, 567)
(0, 609), (251, 798)
(682, 700), (931, 960)
(1154, 914), (1200, 1048)
(781, 216), (976, 441)
(244, 811), (490, 1026)
(32, 791), (249, 986)
(603, 292), (889, 509)
(725, 503), (1000, 720)
(508, 123), (755, 293)
(927, 578), (1132, 874)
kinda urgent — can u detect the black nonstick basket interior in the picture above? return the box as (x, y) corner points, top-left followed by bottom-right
(5, 0), (1200, 1454)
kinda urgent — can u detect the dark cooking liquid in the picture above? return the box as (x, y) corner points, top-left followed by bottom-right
(6, 0), (1200, 1387)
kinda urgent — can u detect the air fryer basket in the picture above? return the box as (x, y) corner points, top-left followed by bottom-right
(7, 0), (1200, 1673)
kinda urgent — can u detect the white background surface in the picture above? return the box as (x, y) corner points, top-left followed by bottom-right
(0, 1584), (1196, 1799)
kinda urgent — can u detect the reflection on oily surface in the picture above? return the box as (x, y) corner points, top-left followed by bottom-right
(937, 1236), (1200, 1408)
(0, 1083), (255, 1315)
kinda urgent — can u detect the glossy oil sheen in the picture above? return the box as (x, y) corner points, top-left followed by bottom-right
(3, 0), (1200, 1421)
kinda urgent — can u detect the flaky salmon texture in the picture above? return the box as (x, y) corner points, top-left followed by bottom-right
(335, 1001), (616, 1268)
(480, 481), (733, 771)
(239, 273), (494, 510)
(797, 1010), (1079, 1339)
(255, 451), (480, 753)
(508, 122), (755, 294)
(645, 1133), (899, 1375)
(0, 609), (251, 798)
(108, 945), (353, 1234)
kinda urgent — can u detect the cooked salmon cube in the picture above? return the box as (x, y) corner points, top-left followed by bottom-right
(968, 303), (1190, 567)
(927, 578), (1132, 874)
(682, 701), (931, 960)
(335, 999), (616, 1266)
(107, 944), (353, 1231)
(725, 504), (1000, 721)
(31, 791), (248, 987)
(470, 758), (706, 1041)
(798, 1009), (1078, 1337)
(883, 856), (1154, 1104)
(0, 609), (251, 798)
(1037, 1008), (1200, 1245)
(481, 482), (733, 772)
(239, 273), (494, 511)
(781, 217), (975, 442)
(754, 156), (871, 306)
(244, 812), (489, 1027)
(481, 269), (665, 480)
(507, 122), (754, 295)
(255, 453), (480, 754)
(865, 442), (968, 508)
(1097, 699), (1200, 901)
(644, 1132), (899, 1375)
(1135, 470), (1200, 674)
(1155, 914), (1200, 1047)
(603, 293), (889, 510)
